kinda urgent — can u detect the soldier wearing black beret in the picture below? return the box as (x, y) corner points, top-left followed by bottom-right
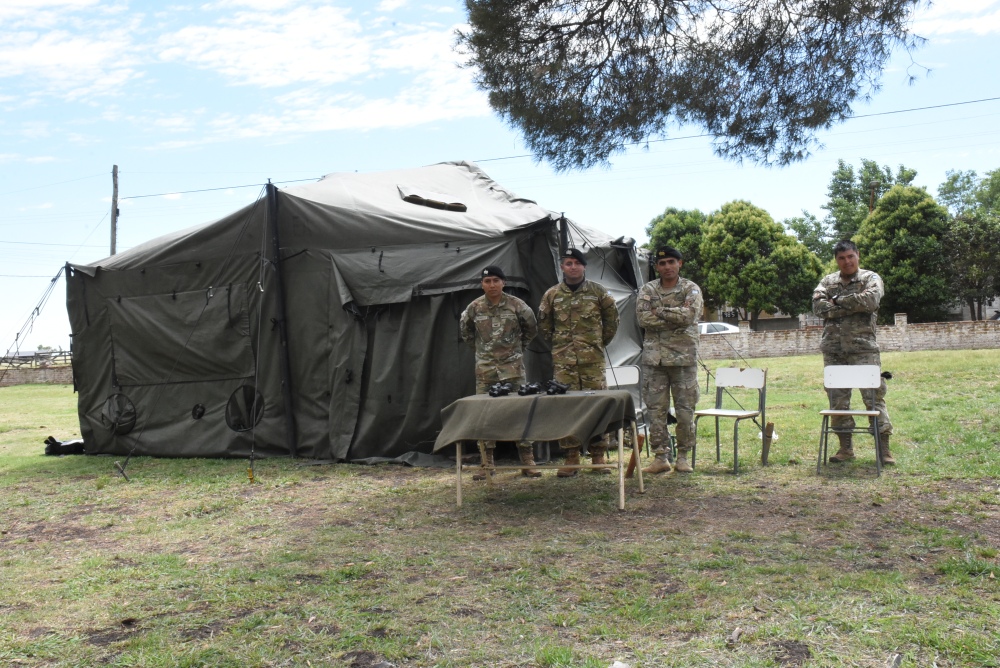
(460, 265), (541, 478)
(637, 246), (703, 474)
(538, 247), (620, 477)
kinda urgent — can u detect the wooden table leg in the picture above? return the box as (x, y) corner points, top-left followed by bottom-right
(634, 422), (644, 494)
(456, 441), (463, 508)
(617, 426), (625, 511)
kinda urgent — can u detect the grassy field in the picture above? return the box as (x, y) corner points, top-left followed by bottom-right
(1, 349), (998, 667)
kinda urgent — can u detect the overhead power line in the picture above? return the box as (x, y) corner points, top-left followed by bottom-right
(120, 177), (318, 201)
(478, 95), (1000, 163)
(851, 95), (1000, 119)
(0, 240), (106, 248)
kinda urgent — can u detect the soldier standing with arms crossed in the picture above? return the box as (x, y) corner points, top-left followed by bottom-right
(636, 247), (704, 474)
(812, 240), (895, 465)
(537, 248), (620, 477)
(460, 265), (542, 479)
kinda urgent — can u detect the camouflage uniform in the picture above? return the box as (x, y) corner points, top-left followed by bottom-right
(460, 293), (538, 385)
(538, 280), (619, 451)
(636, 277), (704, 455)
(460, 293), (538, 451)
(812, 268), (893, 435)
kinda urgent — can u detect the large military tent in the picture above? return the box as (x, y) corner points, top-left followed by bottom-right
(65, 161), (644, 461)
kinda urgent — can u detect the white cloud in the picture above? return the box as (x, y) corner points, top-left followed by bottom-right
(0, 28), (141, 98)
(20, 121), (51, 139)
(0, 0), (103, 25)
(912, 0), (1000, 35)
(0, 2), (491, 144)
(153, 116), (197, 132)
(157, 5), (372, 86)
(26, 156), (57, 163)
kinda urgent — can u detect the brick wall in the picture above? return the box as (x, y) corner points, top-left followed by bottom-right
(3, 316), (998, 386)
(0, 366), (74, 388)
(700, 314), (1000, 360)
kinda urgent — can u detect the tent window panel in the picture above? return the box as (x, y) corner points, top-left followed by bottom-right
(108, 286), (255, 385)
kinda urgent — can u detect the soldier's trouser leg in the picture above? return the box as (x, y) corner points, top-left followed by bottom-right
(641, 368), (674, 474)
(472, 374), (525, 479)
(643, 365), (699, 456)
(823, 352), (892, 435)
(517, 443), (542, 477)
(473, 441), (495, 480)
(554, 363), (609, 462)
(669, 365), (699, 454)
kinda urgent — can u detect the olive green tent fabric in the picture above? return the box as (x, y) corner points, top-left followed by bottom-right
(65, 161), (643, 461)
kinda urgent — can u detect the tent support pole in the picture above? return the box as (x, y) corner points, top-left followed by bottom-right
(267, 182), (299, 457)
(558, 213), (568, 255)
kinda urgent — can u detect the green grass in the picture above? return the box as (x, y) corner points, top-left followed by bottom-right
(1, 349), (999, 666)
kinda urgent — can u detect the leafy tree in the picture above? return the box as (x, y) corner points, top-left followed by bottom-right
(644, 207), (715, 308)
(458, 0), (924, 171)
(943, 215), (1000, 320)
(823, 159), (917, 240)
(783, 210), (833, 258)
(937, 169), (980, 216)
(978, 168), (1000, 209)
(700, 201), (823, 328)
(936, 168), (1000, 319)
(854, 185), (951, 323)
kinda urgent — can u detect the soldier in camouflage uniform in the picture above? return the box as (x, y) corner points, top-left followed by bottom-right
(460, 265), (542, 478)
(537, 248), (620, 477)
(636, 247), (704, 474)
(812, 240), (895, 465)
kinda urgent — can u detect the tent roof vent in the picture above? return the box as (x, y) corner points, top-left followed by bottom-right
(398, 185), (467, 212)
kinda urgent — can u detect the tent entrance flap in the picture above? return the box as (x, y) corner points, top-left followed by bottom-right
(107, 285), (255, 386)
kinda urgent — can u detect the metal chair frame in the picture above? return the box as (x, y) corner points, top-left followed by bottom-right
(693, 367), (767, 473)
(604, 365), (660, 459)
(816, 364), (883, 477)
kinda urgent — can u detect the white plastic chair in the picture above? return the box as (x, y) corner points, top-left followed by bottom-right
(817, 364), (884, 477)
(693, 367), (767, 473)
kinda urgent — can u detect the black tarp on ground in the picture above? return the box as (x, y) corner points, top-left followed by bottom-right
(65, 161), (643, 460)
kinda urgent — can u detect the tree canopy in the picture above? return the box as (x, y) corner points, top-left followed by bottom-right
(937, 169), (1000, 319)
(458, 0), (923, 171)
(700, 201), (823, 327)
(823, 159), (917, 240)
(855, 185), (951, 323)
(644, 207), (715, 307)
(783, 210), (833, 258)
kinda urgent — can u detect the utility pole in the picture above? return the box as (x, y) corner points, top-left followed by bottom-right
(110, 165), (119, 255)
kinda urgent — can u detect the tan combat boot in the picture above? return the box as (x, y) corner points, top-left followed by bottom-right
(642, 453), (672, 474)
(557, 447), (581, 478)
(472, 444), (495, 481)
(829, 433), (855, 463)
(673, 450), (693, 473)
(518, 445), (542, 478)
(590, 447), (612, 475)
(879, 434), (895, 466)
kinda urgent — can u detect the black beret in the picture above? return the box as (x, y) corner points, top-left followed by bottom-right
(655, 246), (683, 261)
(560, 248), (587, 265)
(481, 265), (506, 281)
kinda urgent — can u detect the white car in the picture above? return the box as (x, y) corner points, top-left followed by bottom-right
(698, 322), (740, 335)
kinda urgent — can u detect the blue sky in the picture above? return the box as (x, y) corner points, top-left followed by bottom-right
(3, 0), (1000, 352)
